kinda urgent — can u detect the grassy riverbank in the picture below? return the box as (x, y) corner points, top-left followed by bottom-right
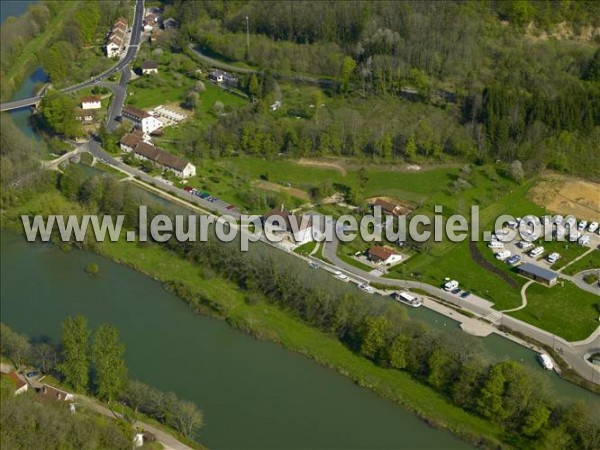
(95, 237), (508, 447)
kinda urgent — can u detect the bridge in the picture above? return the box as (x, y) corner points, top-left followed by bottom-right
(0, 0), (144, 113)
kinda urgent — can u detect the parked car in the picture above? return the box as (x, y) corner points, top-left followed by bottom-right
(451, 288), (461, 295)
(358, 283), (375, 294)
(507, 255), (521, 266)
(443, 280), (459, 291)
(308, 261), (320, 269)
(183, 186), (194, 192)
(460, 291), (471, 299)
(333, 271), (349, 282)
(26, 371), (39, 378)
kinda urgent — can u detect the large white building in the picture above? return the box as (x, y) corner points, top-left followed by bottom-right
(80, 95), (101, 110)
(122, 106), (163, 134)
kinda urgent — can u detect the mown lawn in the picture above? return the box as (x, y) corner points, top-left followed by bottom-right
(562, 250), (600, 275)
(510, 281), (600, 342)
(293, 241), (317, 256)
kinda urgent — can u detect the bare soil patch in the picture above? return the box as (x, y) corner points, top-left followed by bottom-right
(469, 242), (519, 289)
(529, 174), (600, 222)
(253, 180), (310, 201)
(297, 158), (347, 176)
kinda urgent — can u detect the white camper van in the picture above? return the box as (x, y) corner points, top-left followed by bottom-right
(496, 250), (512, 261)
(529, 246), (544, 257)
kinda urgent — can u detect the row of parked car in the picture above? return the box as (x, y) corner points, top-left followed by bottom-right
(183, 186), (238, 212)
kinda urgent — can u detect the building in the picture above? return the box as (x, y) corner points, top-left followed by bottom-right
(367, 246), (402, 265)
(133, 141), (196, 178)
(143, 13), (157, 31)
(81, 95), (101, 110)
(105, 17), (128, 58)
(262, 207), (313, 244)
(37, 384), (74, 402)
(141, 61), (158, 75)
(371, 198), (411, 217)
(122, 106), (163, 134)
(209, 69), (225, 83)
(120, 132), (142, 152)
(2, 372), (28, 395)
(75, 109), (94, 122)
(517, 263), (559, 286)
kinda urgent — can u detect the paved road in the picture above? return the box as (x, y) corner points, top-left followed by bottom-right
(81, 140), (242, 217)
(321, 232), (600, 383)
(77, 396), (193, 450)
(0, 0), (144, 112)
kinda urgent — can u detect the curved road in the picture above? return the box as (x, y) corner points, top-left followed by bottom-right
(0, 0), (144, 112)
(321, 233), (600, 384)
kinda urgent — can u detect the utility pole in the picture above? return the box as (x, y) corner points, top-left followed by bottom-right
(245, 16), (250, 60)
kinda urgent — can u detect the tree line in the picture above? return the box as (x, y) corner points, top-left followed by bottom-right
(0, 320), (204, 440)
(33, 168), (600, 449)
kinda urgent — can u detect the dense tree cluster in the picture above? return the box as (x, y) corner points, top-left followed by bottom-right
(1, 378), (132, 450)
(0, 115), (42, 191)
(169, 0), (600, 178)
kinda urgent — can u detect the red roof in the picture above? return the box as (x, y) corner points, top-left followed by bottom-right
(372, 198), (410, 216)
(80, 95), (100, 103)
(367, 246), (398, 262)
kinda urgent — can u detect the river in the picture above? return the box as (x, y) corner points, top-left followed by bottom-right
(1, 231), (472, 449)
(1, 3), (596, 447)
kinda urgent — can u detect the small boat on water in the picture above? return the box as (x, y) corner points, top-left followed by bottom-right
(391, 291), (423, 308)
(538, 353), (554, 370)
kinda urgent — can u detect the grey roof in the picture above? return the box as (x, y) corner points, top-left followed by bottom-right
(518, 263), (558, 281)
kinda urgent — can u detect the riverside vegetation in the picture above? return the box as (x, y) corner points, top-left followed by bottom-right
(0, 320), (204, 446)
(2, 159), (599, 450)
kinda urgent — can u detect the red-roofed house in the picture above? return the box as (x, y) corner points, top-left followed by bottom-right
(367, 246), (402, 265)
(81, 96), (101, 110)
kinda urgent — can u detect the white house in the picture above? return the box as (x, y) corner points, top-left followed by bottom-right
(105, 18), (127, 58)
(133, 142), (196, 179)
(262, 207), (313, 244)
(367, 246), (402, 265)
(122, 106), (163, 134)
(3, 372), (28, 395)
(141, 60), (158, 75)
(81, 95), (101, 110)
(119, 132), (142, 153)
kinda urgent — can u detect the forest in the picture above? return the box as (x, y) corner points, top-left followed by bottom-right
(160, 0), (600, 178)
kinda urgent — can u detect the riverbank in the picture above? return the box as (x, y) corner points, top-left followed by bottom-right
(1, 191), (508, 448)
(1, 2), (77, 101)
(90, 239), (510, 448)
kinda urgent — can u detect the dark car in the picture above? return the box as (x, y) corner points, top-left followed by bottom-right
(26, 371), (39, 378)
(451, 288), (461, 295)
(460, 291), (471, 299)
(199, 192), (210, 199)
(183, 186), (194, 192)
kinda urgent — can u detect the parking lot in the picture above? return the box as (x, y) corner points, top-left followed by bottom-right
(487, 217), (600, 271)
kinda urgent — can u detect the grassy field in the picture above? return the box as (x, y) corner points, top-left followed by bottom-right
(562, 250), (600, 275)
(510, 281), (600, 342)
(293, 241), (317, 256)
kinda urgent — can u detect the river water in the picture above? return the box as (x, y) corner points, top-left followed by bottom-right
(0, 231), (472, 449)
(1, 3), (596, 448)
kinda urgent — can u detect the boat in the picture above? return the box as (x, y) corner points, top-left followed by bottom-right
(538, 353), (554, 370)
(391, 291), (423, 308)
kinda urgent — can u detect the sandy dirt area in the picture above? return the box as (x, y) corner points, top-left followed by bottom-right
(529, 174), (600, 222)
(253, 180), (310, 201)
(297, 158), (347, 176)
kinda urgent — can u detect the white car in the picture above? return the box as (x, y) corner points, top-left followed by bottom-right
(547, 252), (560, 264)
(529, 246), (544, 257)
(496, 250), (511, 261)
(588, 222), (598, 233)
(579, 235), (591, 246)
(358, 284), (374, 294)
(333, 271), (349, 282)
(443, 280), (459, 291)
(578, 220), (588, 231)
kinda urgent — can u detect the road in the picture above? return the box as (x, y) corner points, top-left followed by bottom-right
(76, 396), (193, 450)
(321, 232), (600, 384)
(0, 0), (144, 112)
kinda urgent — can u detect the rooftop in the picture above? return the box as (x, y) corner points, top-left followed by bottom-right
(122, 106), (151, 120)
(368, 245), (398, 261)
(120, 133), (142, 148)
(134, 142), (190, 171)
(518, 263), (559, 282)
(141, 60), (158, 70)
(80, 95), (100, 103)
(263, 207), (312, 231)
